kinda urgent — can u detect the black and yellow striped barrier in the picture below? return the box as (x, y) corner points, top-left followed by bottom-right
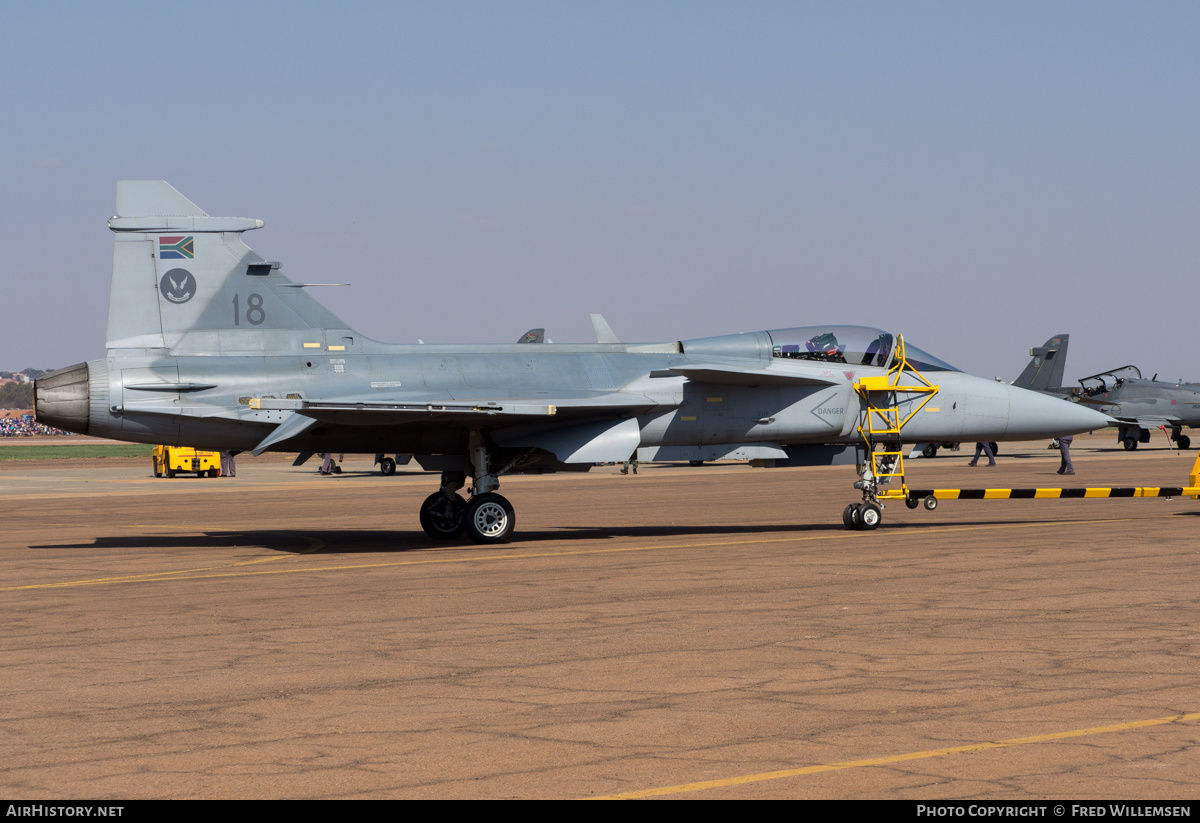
(895, 486), (1190, 502)
(877, 451), (1200, 506)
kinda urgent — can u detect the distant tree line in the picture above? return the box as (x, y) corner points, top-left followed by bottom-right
(0, 382), (34, 409)
(0, 369), (50, 409)
(0, 368), (46, 379)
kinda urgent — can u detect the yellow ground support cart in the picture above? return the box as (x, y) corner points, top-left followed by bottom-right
(153, 445), (220, 478)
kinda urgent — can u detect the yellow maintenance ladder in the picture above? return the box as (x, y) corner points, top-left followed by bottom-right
(843, 335), (940, 529)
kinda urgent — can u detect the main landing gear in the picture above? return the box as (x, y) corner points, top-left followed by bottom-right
(418, 432), (517, 544)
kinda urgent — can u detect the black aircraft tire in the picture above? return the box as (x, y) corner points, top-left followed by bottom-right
(842, 503), (860, 530)
(420, 492), (466, 540)
(989, 442), (999, 456)
(465, 493), (515, 544)
(1123, 438), (1138, 451)
(859, 503), (882, 530)
(380, 457), (397, 476)
(921, 445), (938, 459)
(1177, 435), (1191, 450)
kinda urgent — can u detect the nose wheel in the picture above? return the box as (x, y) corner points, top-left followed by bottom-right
(842, 501), (881, 531)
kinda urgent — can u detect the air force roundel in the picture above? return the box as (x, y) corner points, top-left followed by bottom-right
(159, 269), (196, 304)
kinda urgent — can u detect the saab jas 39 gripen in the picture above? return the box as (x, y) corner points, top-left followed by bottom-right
(35, 182), (1110, 541)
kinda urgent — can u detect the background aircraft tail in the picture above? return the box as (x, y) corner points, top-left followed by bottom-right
(1013, 334), (1069, 391)
(106, 181), (351, 352)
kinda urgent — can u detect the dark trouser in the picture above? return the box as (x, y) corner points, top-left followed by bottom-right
(1058, 436), (1074, 473)
(971, 442), (995, 464)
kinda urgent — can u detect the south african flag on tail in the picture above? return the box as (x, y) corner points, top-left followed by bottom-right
(159, 236), (194, 259)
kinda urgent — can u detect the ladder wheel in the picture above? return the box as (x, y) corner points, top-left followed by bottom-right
(923, 496), (938, 511)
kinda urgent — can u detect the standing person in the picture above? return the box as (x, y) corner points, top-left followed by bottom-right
(1057, 435), (1075, 475)
(220, 450), (236, 477)
(968, 442), (996, 467)
(620, 451), (639, 475)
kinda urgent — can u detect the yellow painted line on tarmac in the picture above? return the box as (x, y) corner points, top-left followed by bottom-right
(0, 514), (1169, 592)
(592, 711), (1200, 799)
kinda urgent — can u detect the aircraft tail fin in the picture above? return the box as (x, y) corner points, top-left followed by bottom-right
(517, 328), (545, 344)
(115, 180), (208, 219)
(105, 181), (351, 352)
(1013, 334), (1069, 391)
(590, 314), (620, 344)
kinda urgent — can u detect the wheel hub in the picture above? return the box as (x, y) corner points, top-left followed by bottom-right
(472, 501), (509, 537)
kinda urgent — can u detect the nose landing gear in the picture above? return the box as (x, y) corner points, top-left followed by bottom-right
(843, 500), (883, 531)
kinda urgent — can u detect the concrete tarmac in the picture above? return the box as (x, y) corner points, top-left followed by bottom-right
(1, 433), (1198, 799)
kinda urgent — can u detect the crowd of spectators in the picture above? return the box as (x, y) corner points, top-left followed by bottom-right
(0, 413), (73, 437)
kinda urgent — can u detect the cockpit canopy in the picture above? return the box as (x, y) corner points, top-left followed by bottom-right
(767, 325), (959, 372)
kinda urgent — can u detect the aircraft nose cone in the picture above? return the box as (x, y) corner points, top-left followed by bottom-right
(1005, 386), (1111, 439)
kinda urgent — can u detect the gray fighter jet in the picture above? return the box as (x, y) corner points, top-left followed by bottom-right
(1075, 366), (1199, 450)
(1014, 335), (1198, 450)
(35, 182), (1110, 540)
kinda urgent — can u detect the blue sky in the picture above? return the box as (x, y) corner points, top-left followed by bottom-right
(2, 2), (1197, 383)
